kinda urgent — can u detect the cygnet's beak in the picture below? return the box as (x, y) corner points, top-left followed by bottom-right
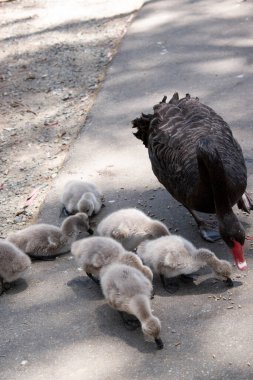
(155, 337), (164, 350)
(231, 240), (247, 271)
(224, 277), (234, 287)
(88, 228), (94, 235)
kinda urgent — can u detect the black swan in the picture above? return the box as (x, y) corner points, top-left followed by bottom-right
(132, 92), (253, 271)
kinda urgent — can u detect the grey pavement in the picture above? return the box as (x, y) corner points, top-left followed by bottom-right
(1, 0), (253, 379)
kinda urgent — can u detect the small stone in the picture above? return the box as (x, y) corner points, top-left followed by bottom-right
(62, 94), (70, 101)
(21, 360), (28, 365)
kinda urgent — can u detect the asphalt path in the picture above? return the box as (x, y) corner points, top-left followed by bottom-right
(1, 0), (253, 379)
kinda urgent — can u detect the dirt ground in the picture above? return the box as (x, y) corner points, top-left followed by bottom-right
(0, 0), (144, 238)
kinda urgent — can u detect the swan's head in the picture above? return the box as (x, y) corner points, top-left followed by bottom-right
(142, 316), (163, 350)
(219, 214), (247, 271)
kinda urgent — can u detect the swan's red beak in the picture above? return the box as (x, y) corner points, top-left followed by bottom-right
(231, 240), (247, 271)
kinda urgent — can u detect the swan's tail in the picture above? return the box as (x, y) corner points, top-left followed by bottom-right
(132, 113), (153, 148)
(132, 95), (168, 147)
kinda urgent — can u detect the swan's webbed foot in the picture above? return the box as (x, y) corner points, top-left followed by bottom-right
(160, 274), (179, 294)
(118, 311), (141, 330)
(187, 209), (221, 242)
(199, 221), (221, 242)
(86, 272), (100, 285)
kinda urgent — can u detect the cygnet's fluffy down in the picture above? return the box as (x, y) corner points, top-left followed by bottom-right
(100, 263), (163, 349)
(71, 236), (153, 283)
(61, 180), (103, 216)
(97, 208), (170, 251)
(7, 213), (93, 259)
(137, 235), (233, 288)
(0, 240), (31, 294)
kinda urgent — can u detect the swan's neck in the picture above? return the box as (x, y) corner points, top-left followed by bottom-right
(197, 138), (232, 219)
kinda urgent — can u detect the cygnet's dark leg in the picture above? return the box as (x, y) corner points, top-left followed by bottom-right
(29, 254), (56, 261)
(180, 274), (197, 284)
(160, 274), (179, 294)
(61, 207), (71, 217)
(118, 311), (141, 330)
(155, 337), (164, 350)
(86, 272), (100, 285)
(3, 281), (11, 290)
(187, 208), (220, 242)
(0, 277), (4, 295)
(224, 277), (234, 287)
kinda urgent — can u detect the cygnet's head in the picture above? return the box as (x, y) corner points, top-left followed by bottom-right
(141, 316), (163, 349)
(78, 194), (94, 216)
(213, 259), (233, 281)
(150, 221), (170, 239)
(73, 212), (93, 235)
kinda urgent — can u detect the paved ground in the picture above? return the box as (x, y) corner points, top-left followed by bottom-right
(1, 0), (253, 379)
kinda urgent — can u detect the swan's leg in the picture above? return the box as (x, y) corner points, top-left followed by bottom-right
(160, 274), (179, 293)
(118, 311), (141, 330)
(187, 208), (220, 242)
(86, 272), (100, 285)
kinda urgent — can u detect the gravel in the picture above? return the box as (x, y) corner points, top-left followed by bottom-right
(0, 0), (145, 237)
